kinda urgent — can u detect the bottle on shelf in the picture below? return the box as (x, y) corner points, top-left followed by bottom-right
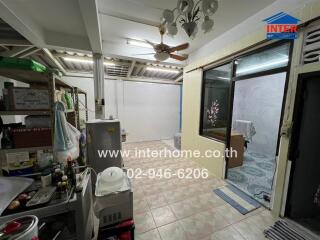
(1, 127), (13, 149)
(65, 158), (76, 187)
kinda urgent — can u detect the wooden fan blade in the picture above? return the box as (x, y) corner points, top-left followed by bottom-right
(169, 43), (189, 52)
(170, 54), (188, 61)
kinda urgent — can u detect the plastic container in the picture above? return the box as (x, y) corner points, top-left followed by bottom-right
(0, 215), (39, 240)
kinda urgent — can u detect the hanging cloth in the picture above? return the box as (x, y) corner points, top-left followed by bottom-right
(53, 101), (73, 151)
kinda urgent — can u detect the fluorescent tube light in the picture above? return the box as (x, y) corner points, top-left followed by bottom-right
(63, 57), (93, 64)
(237, 58), (288, 75)
(127, 39), (153, 49)
(146, 66), (180, 74)
(217, 76), (230, 80)
(63, 57), (115, 66)
(104, 62), (116, 66)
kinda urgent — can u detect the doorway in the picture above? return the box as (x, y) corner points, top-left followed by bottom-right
(227, 72), (287, 206)
(225, 41), (292, 207)
(286, 72), (320, 235)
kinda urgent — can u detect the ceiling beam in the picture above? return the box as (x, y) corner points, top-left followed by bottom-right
(99, 11), (159, 28)
(140, 67), (146, 76)
(175, 75), (183, 83)
(18, 47), (41, 58)
(65, 71), (181, 85)
(127, 60), (136, 77)
(1, 46), (33, 57)
(78, 0), (102, 53)
(52, 53), (131, 67)
(0, 39), (32, 46)
(0, 45), (10, 51)
(43, 48), (67, 75)
(0, 0), (45, 47)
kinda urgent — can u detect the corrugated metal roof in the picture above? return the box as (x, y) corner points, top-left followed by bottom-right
(52, 51), (182, 80)
(0, 18), (183, 82)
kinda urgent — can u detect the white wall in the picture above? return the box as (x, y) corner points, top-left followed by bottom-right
(232, 72), (286, 156)
(189, 0), (314, 62)
(63, 76), (181, 142)
(62, 76), (96, 120)
(121, 81), (180, 142)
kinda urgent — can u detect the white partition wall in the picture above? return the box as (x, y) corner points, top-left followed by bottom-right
(63, 76), (181, 142)
(120, 81), (180, 142)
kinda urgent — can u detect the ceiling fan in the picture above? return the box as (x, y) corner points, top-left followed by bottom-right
(134, 26), (189, 62)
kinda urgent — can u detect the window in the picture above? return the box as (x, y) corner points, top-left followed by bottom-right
(199, 42), (291, 142)
(200, 63), (232, 141)
(236, 43), (290, 77)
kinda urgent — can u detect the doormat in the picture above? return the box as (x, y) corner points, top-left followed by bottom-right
(213, 184), (260, 214)
(264, 220), (313, 240)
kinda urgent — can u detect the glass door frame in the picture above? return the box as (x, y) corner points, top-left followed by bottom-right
(224, 40), (294, 179)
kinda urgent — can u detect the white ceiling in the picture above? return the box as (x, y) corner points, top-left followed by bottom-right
(98, 0), (276, 64)
(0, 0), (277, 66)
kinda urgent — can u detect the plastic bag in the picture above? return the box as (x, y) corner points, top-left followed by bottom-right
(53, 102), (80, 165)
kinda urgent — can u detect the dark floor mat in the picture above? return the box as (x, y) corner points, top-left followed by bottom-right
(264, 220), (313, 240)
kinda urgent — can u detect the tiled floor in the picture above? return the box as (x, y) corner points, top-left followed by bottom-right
(123, 141), (277, 240)
(227, 151), (276, 207)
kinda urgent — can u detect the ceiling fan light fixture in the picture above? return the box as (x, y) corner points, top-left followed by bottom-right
(167, 22), (178, 36)
(163, 9), (174, 23)
(202, 0), (219, 16)
(182, 22), (197, 37)
(162, 0), (219, 38)
(202, 16), (214, 33)
(177, 0), (194, 14)
(154, 52), (170, 61)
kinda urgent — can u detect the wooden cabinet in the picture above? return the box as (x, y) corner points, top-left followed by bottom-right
(228, 132), (245, 168)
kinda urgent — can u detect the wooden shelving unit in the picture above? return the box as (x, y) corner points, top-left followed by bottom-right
(0, 65), (88, 175)
(0, 110), (51, 116)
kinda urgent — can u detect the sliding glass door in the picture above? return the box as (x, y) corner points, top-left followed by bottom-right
(199, 41), (293, 206)
(226, 41), (292, 206)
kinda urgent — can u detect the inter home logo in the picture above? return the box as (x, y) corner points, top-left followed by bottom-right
(263, 12), (300, 40)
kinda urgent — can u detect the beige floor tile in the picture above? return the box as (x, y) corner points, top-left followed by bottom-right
(146, 193), (168, 209)
(136, 229), (161, 240)
(248, 210), (278, 230)
(169, 199), (201, 219)
(211, 226), (246, 240)
(126, 141), (273, 240)
(132, 187), (145, 200)
(151, 206), (176, 227)
(158, 221), (187, 240)
(215, 204), (246, 224)
(233, 217), (267, 240)
(199, 208), (231, 232)
(179, 212), (218, 239)
(163, 189), (187, 204)
(245, 206), (265, 218)
(134, 211), (156, 234)
(133, 198), (149, 214)
(197, 192), (226, 209)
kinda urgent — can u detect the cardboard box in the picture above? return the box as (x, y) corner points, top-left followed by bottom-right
(9, 87), (50, 110)
(12, 128), (52, 148)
